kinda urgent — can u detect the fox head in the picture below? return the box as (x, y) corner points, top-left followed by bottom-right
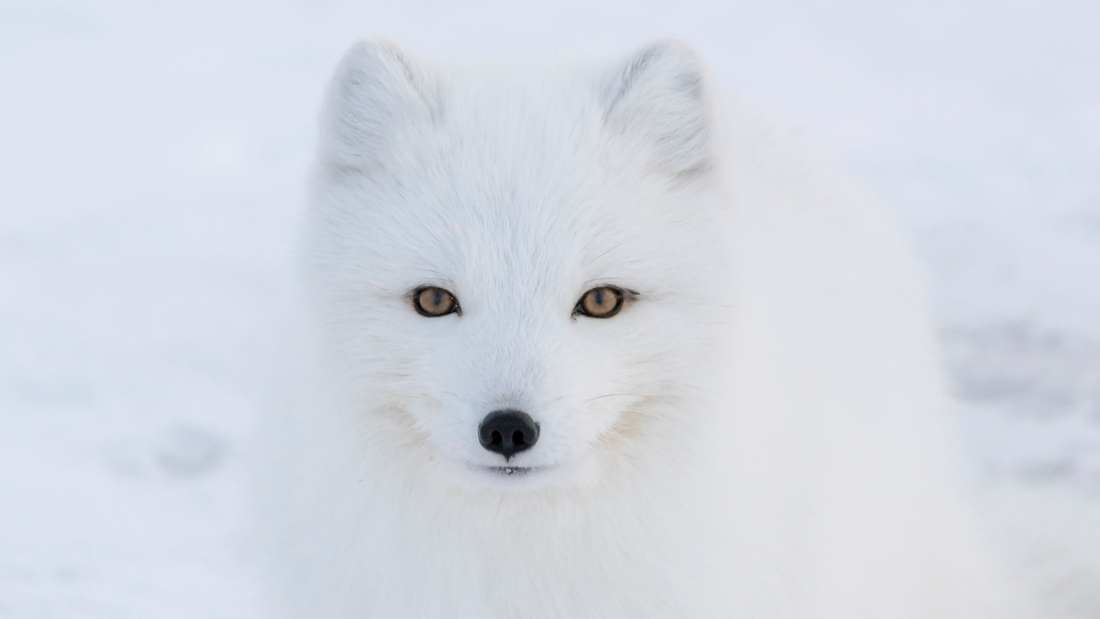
(306, 40), (733, 493)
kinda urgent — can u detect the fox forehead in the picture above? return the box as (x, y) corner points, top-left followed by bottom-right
(323, 100), (651, 281)
(362, 76), (618, 221)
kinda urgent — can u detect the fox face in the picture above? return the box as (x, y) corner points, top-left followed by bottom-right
(306, 40), (732, 492)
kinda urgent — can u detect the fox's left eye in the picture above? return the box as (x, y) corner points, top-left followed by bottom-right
(574, 286), (626, 319)
(413, 286), (460, 317)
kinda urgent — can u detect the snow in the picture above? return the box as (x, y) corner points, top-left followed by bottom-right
(1, 0), (1097, 615)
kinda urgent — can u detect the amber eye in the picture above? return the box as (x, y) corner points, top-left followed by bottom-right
(413, 286), (460, 317)
(574, 286), (626, 319)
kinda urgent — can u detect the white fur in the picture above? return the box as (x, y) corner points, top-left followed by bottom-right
(258, 40), (1055, 618)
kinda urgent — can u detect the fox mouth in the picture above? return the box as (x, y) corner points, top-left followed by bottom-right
(475, 465), (546, 477)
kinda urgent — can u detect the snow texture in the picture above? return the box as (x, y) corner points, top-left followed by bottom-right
(1, 1), (1097, 616)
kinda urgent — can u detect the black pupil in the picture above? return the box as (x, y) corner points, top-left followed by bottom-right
(593, 289), (605, 308)
(432, 289), (445, 309)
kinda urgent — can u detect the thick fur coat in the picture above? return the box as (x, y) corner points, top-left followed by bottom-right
(258, 40), (1059, 618)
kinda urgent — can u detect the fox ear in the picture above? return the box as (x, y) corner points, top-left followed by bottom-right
(320, 40), (441, 172)
(600, 40), (712, 181)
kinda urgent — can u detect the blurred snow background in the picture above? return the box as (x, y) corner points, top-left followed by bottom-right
(0, 0), (1097, 616)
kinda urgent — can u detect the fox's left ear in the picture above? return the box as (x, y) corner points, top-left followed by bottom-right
(599, 40), (713, 181)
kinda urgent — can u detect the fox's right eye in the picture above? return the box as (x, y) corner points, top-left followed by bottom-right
(413, 286), (460, 317)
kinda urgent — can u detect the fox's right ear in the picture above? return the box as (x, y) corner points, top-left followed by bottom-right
(319, 40), (442, 173)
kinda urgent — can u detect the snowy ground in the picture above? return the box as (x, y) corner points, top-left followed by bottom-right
(1, 1), (1097, 616)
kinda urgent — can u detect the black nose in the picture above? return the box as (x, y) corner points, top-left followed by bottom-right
(478, 410), (539, 459)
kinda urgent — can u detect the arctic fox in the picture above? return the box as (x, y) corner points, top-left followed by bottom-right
(260, 39), (1045, 618)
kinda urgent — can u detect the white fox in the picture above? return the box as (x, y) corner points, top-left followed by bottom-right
(258, 39), (1057, 618)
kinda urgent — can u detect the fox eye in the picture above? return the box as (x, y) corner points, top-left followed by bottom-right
(574, 286), (626, 319)
(413, 286), (460, 317)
